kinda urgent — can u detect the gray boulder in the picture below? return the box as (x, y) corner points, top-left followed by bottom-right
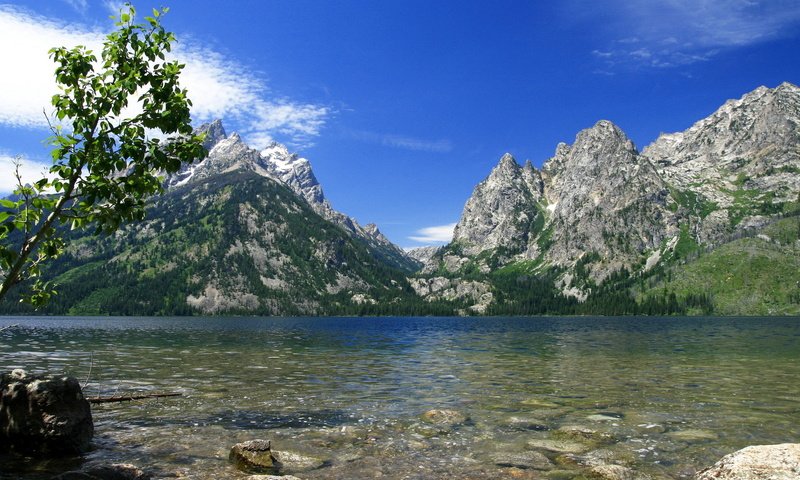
(230, 439), (277, 473)
(0, 369), (93, 455)
(695, 443), (800, 480)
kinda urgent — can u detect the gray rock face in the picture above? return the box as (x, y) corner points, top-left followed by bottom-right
(405, 245), (442, 267)
(541, 120), (677, 280)
(453, 153), (544, 257)
(423, 83), (799, 301)
(695, 443), (800, 480)
(0, 369), (93, 455)
(644, 82), (800, 242)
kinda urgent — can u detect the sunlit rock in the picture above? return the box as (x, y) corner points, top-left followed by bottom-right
(229, 440), (277, 473)
(0, 369), (93, 455)
(695, 443), (800, 480)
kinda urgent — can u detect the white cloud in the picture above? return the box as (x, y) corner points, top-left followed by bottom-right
(573, 0), (800, 71)
(0, 6), (103, 129)
(408, 222), (457, 244)
(0, 6), (328, 149)
(349, 129), (453, 153)
(0, 154), (52, 193)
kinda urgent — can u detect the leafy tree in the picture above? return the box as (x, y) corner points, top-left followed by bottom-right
(0, 4), (206, 306)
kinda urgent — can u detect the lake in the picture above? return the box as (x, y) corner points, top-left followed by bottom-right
(1, 316), (799, 479)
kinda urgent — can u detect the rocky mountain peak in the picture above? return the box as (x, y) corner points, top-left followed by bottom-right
(197, 119), (227, 150)
(577, 120), (637, 153)
(364, 223), (381, 236)
(162, 119), (418, 271)
(452, 152), (544, 257)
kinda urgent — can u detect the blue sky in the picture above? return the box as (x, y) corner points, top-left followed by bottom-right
(1, 1), (799, 248)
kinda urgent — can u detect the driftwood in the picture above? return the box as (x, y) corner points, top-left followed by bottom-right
(0, 324), (19, 333)
(88, 392), (182, 404)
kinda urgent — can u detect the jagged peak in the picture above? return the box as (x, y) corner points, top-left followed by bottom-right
(196, 119), (227, 150)
(364, 223), (380, 235)
(490, 153), (521, 174)
(575, 120), (637, 153)
(522, 159), (537, 173)
(261, 141), (292, 158)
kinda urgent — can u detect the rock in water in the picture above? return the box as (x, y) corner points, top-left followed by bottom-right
(229, 440), (277, 473)
(420, 409), (469, 427)
(695, 443), (800, 480)
(52, 463), (150, 480)
(491, 450), (554, 470)
(0, 369), (93, 454)
(272, 450), (325, 473)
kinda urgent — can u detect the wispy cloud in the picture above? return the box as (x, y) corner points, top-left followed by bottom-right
(0, 5), (329, 150)
(102, 1), (126, 16)
(349, 129), (453, 153)
(408, 222), (456, 244)
(61, 0), (88, 14)
(0, 154), (52, 193)
(572, 0), (800, 71)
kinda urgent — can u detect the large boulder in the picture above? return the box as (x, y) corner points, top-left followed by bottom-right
(0, 369), (93, 454)
(695, 443), (800, 480)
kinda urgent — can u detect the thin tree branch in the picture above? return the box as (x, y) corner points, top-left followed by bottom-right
(88, 392), (182, 404)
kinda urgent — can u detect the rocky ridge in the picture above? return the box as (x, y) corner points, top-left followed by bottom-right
(166, 120), (417, 271)
(418, 83), (800, 307)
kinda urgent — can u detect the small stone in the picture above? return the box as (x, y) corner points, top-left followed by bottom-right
(229, 440), (276, 473)
(589, 464), (650, 480)
(503, 416), (550, 431)
(556, 425), (614, 442)
(587, 414), (620, 422)
(527, 439), (591, 454)
(547, 470), (584, 480)
(695, 443), (800, 480)
(665, 429), (718, 442)
(492, 450), (554, 470)
(420, 409), (469, 426)
(246, 476), (303, 480)
(273, 450), (325, 473)
(53, 463), (150, 480)
(521, 398), (560, 408)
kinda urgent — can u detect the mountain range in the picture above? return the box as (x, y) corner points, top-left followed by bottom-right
(2, 83), (798, 316)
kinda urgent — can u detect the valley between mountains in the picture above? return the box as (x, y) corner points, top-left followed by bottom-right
(3, 83), (799, 316)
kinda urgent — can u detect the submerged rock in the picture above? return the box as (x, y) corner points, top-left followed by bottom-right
(273, 450), (325, 473)
(527, 438), (591, 454)
(0, 369), (93, 455)
(586, 414), (621, 422)
(246, 476), (303, 480)
(492, 450), (554, 470)
(501, 416), (550, 431)
(665, 429), (718, 442)
(556, 425), (614, 442)
(589, 464), (650, 480)
(520, 398), (561, 408)
(421, 409), (469, 427)
(229, 440), (277, 473)
(695, 443), (800, 480)
(52, 463), (150, 480)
